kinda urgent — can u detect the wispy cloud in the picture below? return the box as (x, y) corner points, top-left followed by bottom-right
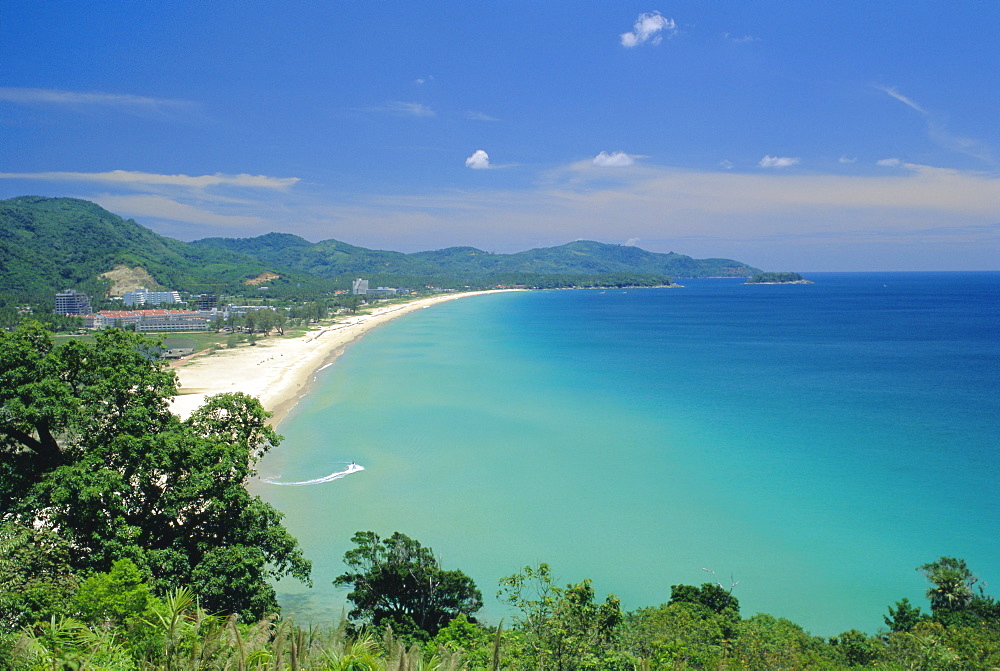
(876, 85), (927, 114)
(759, 155), (800, 168)
(386, 101), (435, 117)
(0, 87), (197, 117)
(466, 111), (499, 122)
(93, 194), (265, 229)
(0, 170), (299, 190)
(465, 150), (491, 169)
(876, 85), (992, 163)
(876, 158), (902, 167)
(593, 151), (636, 167)
(621, 12), (676, 47)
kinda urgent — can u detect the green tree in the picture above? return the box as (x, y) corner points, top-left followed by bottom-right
(884, 596), (925, 632)
(256, 308), (274, 336)
(333, 531), (482, 640)
(622, 602), (729, 669)
(0, 522), (79, 632)
(920, 556), (977, 614)
(430, 612), (496, 668)
(729, 613), (831, 670)
(917, 556), (1000, 627)
(243, 310), (258, 334)
(273, 308), (287, 335)
(498, 564), (624, 671)
(74, 558), (154, 627)
(0, 323), (311, 620)
(829, 628), (880, 666)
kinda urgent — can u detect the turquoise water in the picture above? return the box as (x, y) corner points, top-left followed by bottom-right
(256, 273), (1000, 636)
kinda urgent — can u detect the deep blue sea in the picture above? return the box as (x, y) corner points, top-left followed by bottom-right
(256, 272), (1000, 636)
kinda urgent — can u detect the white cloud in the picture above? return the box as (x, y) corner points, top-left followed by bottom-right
(0, 87), (198, 119)
(722, 32), (758, 43)
(839, 156), (857, 164)
(876, 85), (927, 114)
(93, 194), (265, 228)
(876, 85), (992, 162)
(0, 170), (299, 190)
(593, 151), (635, 167)
(720, 159), (734, 170)
(465, 150), (491, 169)
(877, 158), (902, 167)
(759, 155), (801, 168)
(467, 111), (499, 122)
(385, 101), (435, 117)
(624, 237), (641, 246)
(621, 12), (676, 47)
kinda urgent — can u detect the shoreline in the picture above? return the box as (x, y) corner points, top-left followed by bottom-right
(169, 290), (516, 426)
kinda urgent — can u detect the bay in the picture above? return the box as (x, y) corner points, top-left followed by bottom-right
(256, 272), (1000, 636)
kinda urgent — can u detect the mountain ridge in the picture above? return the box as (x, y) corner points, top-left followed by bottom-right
(1, 196), (761, 303)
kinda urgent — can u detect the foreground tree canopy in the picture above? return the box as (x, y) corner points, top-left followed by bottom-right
(334, 530), (484, 640)
(0, 322), (310, 620)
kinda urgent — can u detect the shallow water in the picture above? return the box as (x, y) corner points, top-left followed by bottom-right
(256, 272), (1000, 636)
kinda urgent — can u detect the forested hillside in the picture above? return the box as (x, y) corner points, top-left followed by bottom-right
(1, 196), (758, 310)
(191, 234), (760, 280)
(0, 196), (286, 303)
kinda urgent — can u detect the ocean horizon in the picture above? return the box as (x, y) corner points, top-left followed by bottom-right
(256, 271), (1000, 637)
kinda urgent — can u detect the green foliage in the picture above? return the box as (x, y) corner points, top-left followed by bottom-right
(0, 323), (310, 622)
(668, 582), (740, 618)
(920, 556), (977, 614)
(829, 628), (880, 666)
(0, 523), (80, 632)
(622, 602), (729, 669)
(916, 556), (1000, 628)
(0, 196), (334, 314)
(2, 553), (999, 669)
(730, 613), (832, 669)
(334, 531), (483, 640)
(74, 558), (154, 626)
(498, 564), (625, 670)
(430, 613), (495, 668)
(884, 596), (925, 632)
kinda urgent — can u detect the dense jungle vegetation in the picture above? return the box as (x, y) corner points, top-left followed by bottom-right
(2, 323), (999, 669)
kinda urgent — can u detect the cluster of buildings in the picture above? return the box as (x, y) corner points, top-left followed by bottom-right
(53, 277), (402, 333)
(121, 287), (182, 307)
(352, 278), (401, 296)
(55, 287), (218, 331)
(81, 308), (216, 332)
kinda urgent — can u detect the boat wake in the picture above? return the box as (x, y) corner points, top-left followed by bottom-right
(262, 462), (364, 486)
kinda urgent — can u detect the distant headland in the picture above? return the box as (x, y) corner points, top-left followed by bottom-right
(745, 271), (812, 284)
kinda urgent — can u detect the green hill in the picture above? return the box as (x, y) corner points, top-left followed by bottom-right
(1, 196), (760, 306)
(0, 196), (284, 303)
(192, 234), (760, 280)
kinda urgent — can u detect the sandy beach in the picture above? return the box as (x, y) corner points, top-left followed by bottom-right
(169, 290), (513, 424)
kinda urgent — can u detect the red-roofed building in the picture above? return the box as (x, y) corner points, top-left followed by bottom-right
(95, 309), (211, 331)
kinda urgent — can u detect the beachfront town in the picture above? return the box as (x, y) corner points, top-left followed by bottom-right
(50, 279), (406, 332)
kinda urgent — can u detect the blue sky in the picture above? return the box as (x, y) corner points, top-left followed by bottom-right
(2, 2), (998, 271)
